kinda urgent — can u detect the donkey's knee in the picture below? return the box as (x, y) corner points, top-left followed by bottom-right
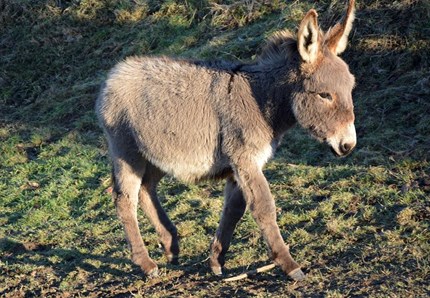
(113, 191), (137, 220)
(225, 199), (246, 220)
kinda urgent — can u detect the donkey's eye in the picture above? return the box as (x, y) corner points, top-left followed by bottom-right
(318, 92), (333, 101)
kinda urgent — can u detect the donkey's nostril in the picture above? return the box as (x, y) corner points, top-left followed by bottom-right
(340, 142), (354, 155)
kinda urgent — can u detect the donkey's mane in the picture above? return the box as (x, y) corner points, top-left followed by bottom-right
(187, 30), (298, 73)
(257, 30), (298, 64)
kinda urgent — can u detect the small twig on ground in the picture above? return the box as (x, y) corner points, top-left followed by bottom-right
(189, 256), (210, 266)
(223, 263), (276, 282)
(380, 144), (414, 156)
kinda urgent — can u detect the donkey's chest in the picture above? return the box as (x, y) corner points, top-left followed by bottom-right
(254, 142), (275, 169)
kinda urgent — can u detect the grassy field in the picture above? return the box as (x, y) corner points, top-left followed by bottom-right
(1, 0), (429, 296)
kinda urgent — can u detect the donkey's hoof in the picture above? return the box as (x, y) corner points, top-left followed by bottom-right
(211, 266), (223, 276)
(166, 254), (179, 265)
(140, 260), (159, 278)
(146, 266), (159, 278)
(288, 268), (305, 281)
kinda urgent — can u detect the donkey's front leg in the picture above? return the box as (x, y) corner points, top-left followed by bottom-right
(210, 177), (247, 275)
(233, 164), (305, 281)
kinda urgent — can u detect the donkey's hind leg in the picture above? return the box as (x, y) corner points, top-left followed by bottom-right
(139, 163), (179, 264)
(209, 177), (247, 275)
(109, 136), (158, 276)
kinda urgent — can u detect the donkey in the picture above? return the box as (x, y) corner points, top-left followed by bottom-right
(96, 0), (356, 281)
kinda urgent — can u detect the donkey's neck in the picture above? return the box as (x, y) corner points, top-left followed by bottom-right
(238, 65), (298, 139)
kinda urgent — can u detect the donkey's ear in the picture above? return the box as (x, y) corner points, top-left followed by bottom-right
(297, 9), (321, 64)
(325, 0), (355, 55)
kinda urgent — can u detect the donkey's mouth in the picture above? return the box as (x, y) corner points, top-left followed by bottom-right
(330, 146), (342, 157)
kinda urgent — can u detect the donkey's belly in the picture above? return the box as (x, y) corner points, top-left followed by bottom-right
(169, 158), (231, 182)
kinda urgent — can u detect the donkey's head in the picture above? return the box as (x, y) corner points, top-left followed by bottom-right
(292, 0), (356, 157)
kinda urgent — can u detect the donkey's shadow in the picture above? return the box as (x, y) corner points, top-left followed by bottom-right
(0, 237), (132, 276)
(0, 237), (288, 295)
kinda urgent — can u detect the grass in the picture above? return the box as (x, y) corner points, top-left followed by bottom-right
(1, 0), (429, 296)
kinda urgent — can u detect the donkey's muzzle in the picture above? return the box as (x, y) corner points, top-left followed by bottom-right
(327, 122), (356, 157)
